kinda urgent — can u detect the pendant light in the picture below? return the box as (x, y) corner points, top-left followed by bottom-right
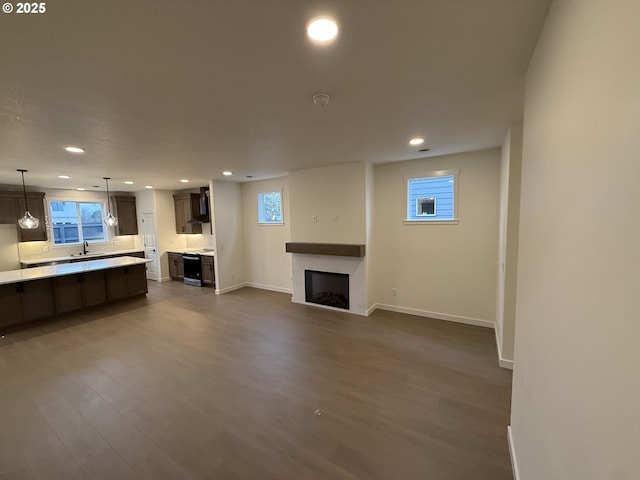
(16, 169), (40, 229)
(103, 177), (118, 227)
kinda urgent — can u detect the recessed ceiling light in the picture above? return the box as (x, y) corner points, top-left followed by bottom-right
(409, 137), (425, 146)
(124, 181), (134, 185)
(306, 17), (339, 43)
(145, 185), (153, 189)
(76, 188), (86, 191)
(58, 175), (71, 179)
(180, 179), (189, 183)
(222, 171), (233, 176)
(64, 146), (85, 153)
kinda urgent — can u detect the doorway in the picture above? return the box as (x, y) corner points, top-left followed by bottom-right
(141, 213), (160, 281)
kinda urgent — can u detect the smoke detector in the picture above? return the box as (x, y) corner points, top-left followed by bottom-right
(312, 93), (330, 107)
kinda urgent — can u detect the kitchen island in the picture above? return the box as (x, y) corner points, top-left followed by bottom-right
(0, 256), (150, 330)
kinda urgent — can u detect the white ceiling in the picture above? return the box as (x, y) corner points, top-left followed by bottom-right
(0, 0), (551, 193)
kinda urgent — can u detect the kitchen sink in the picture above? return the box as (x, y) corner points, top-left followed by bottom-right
(70, 252), (105, 257)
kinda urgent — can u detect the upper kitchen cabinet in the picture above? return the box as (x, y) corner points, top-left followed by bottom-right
(173, 193), (202, 234)
(110, 196), (138, 235)
(16, 192), (47, 242)
(0, 192), (18, 224)
(0, 191), (47, 242)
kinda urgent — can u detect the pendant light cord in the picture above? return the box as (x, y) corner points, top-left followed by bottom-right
(18, 169), (30, 212)
(104, 176), (111, 212)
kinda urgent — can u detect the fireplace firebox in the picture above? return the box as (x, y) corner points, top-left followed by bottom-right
(304, 270), (349, 310)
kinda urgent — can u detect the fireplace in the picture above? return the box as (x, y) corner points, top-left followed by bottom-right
(305, 270), (349, 310)
(289, 243), (367, 315)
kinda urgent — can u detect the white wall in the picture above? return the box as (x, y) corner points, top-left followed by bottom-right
(289, 162), (366, 243)
(241, 177), (292, 293)
(510, 1), (640, 478)
(496, 122), (523, 367)
(373, 149), (500, 326)
(153, 189), (186, 281)
(211, 180), (246, 293)
(365, 162), (377, 312)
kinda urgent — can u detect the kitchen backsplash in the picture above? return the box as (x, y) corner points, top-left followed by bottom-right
(184, 223), (215, 249)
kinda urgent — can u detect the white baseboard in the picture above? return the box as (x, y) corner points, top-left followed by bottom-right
(156, 276), (172, 283)
(375, 303), (494, 329)
(367, 303), (378, 316)
(507, 426), (520, 480)
(495, 326), (514, 370)
(244, 282), (292, 294)
(216, 282), (248, 295)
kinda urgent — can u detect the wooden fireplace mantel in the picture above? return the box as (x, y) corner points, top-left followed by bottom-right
(285, 242), (366, 258)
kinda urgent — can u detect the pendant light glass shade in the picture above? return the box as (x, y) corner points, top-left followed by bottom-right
(18, 211), (40, 229)
(104, 212), (118, 227)
(103, 177), (118, 227)
(17, 169), (40, 230)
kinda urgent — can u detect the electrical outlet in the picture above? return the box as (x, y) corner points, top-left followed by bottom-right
(392, 288), (397, 296)
(332, 215), (338, 222)
(312, 215), (318, 223)
(114, 240), (119, 246)
(42, 245), (49, 252)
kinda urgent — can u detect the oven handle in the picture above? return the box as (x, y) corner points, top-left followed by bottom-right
(183, 255), (201, 261)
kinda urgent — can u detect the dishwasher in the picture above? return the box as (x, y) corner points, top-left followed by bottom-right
(182, 254), (202, 286)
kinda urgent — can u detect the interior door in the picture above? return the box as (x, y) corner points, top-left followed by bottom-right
(141, 213), (159, 281)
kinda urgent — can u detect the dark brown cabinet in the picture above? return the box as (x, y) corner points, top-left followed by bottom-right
(0, 284), (23, 327)
(173, 193), (202, 234)
(0, 191), (47, 242)
(106, 264), (148, 300)
(16, 193), (47, 242)
(53, 271), (108, 312)
(202, 256), (215, 287)
(53, 275), (83, 313)
(105, 268), (127, 301)
(168, 253), (184, 280)
(111, 196), (138, 235)
(0, 194), (18, 224)
(21, 279), (55, 322)
(126, 264), (148, 296)
(80, 271), (107, 307)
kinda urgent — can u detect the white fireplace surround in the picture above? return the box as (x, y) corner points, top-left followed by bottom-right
(291, 253), (367, 316)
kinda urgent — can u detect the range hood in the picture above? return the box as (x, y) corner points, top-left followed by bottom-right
(187, 187), (210, 224)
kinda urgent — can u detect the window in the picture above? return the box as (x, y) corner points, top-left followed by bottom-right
(405, 170), (458, 223)
(49, 200), (108, 244)
(257, 191), (283, 224)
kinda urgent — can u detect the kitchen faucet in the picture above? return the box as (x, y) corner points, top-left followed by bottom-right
(82, 241), (89, 255)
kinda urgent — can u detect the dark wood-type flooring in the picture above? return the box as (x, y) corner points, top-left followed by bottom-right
(0, 281), (513, 479)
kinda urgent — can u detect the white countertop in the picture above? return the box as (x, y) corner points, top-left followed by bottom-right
(0, 256), (150, 286)
(167, 249), (215, 257)
(20, 249), (145, 266)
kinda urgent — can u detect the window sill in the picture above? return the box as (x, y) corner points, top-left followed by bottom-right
(403, 219), (459, 225)
(258, 222), (284, 226)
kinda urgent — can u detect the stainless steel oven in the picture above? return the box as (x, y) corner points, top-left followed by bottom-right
(182, 254), (202, 286)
